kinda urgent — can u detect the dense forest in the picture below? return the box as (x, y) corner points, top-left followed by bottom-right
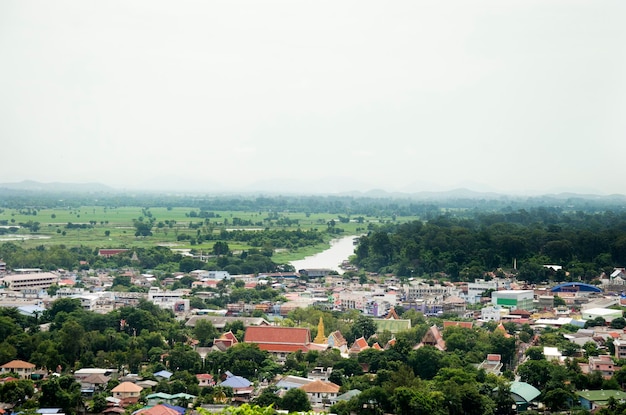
(355, 208), (626, 282)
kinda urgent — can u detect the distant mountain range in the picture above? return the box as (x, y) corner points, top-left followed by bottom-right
(0, 179), (625, 202)
(0, 180), (115, 193)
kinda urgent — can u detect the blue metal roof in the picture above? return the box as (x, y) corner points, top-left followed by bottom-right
(551, 282), (602, 293)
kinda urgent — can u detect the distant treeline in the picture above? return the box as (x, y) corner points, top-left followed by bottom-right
(356, 208), (626, 283)
(2, 189), (626, 217)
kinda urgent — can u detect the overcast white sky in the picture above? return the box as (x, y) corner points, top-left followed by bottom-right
(1, 1), (625, 195)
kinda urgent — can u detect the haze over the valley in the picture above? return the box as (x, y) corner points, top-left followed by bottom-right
(1, 1), (625, 196)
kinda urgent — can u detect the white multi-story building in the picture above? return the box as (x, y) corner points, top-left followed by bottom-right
(404, 282), (453, 302)
(333, 291), (368, 312)
(480, 305), (508, 321)
(465, 280), (499, 304)
(147, 287), (189, 312)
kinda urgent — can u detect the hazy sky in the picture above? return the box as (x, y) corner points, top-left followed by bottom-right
(1, 1), (625, 195)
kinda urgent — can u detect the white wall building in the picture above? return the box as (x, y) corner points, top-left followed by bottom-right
(480, 305), (508, 322)
(582, 308), (622, 323)
(147, 287), (190, 312)
(465, 280), (499, 304)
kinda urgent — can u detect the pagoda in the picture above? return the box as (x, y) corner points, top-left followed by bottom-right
(314, 317), (328, 344)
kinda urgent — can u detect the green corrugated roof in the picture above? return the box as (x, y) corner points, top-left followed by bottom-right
(510, 382), (541, 403)
(577, 390), (626, 402)
(373, 319), (411, 333)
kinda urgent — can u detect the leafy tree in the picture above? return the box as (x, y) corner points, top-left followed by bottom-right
(348, 315), (377, 343)
(611, 317), (626, 329)
(0, 378), (35, 407)
(408, 346), (443, 380)
(253, 386), (281, 408)
(194, 319), (219, 347)
(280, 387), (312, 412)
(39, 375), (82, 415)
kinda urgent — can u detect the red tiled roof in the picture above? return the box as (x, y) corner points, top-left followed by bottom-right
(443, 321), (473, 329)
(350, 337), (369, 352)
(244, 326), (311, 344)
(257, 343), (310, 353)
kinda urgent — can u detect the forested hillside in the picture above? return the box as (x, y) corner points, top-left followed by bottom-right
(355, 209), (626, 281)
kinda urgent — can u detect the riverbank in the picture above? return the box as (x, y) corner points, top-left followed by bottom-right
(289, 235), (359, 274)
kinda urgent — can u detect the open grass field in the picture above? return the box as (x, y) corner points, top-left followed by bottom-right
(0, 205), (419, 260)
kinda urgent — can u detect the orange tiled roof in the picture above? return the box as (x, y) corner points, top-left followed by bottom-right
(111, 381), (143, 393)
(350, 337), (369, 352)
(300, 379), (340, 394)
(443, 321), (473, 329)
(1, 360), (35, 369)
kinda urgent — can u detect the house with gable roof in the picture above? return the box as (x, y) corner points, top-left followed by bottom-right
(213, 331), (238, 351)
(220, 371), (254, 401)
(414, 325), (446, 351)
(299, 379), (341, 407)
(0, 360), (36, 379)
(135, 403), (186, 415)
(196, 373), (215, 387)
(111, 381), (143, 406)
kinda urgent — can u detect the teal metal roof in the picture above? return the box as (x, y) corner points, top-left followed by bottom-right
(336, 389), (361, 401)
(510, 382), (541, 403)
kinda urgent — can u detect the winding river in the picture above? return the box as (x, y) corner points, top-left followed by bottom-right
(289, 235), (359, 274)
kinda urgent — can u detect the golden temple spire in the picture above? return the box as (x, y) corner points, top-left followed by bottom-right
(314, 316), (327, 344)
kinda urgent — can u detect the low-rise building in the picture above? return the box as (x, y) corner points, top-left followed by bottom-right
(588, 355), (617, 379)
(0, 359), (35, 379)
(299, 379), (340, 407)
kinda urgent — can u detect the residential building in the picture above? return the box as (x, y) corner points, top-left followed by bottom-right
(147, 287), (189, 312)
(480, 305), (507, 322)
(578, 390), (626, 411)
(111, 381), (143, 403)
(404, 282), (452, 302)
(465, 280), (499, 304)
(588, 355), (617, 379)
(196, 374), (215, 387)
(0, 359), (36, 379)
(299, 379), (340, 407)
(615, 337), (626, 360)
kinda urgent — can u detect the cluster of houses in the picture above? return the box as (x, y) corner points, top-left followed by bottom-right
(4, 259), (626, 411)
